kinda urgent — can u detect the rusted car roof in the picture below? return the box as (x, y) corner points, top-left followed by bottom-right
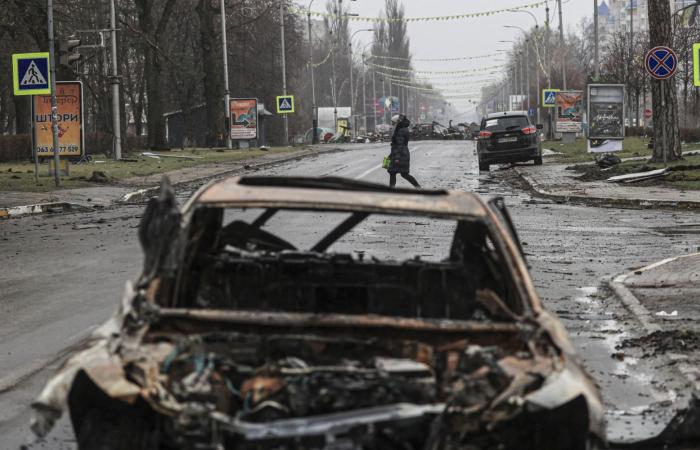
(192, 176), (489, 218)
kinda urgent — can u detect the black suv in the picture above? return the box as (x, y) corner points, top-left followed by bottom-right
(477, 112), (543, 171)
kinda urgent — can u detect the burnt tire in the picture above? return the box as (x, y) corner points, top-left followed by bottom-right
(534, 157), (543, 166)
(76, 408), (155, 450)
(479, 161), (490, 171)
(69, 372), (159, 450)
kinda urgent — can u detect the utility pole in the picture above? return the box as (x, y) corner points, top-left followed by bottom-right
(593, 0), (599, 80)
(47, 0), (61, 187)
(546, 3), (553, 139)
(546, 4), (551, 88)
(280, 1), (288, 146)
(307, 1), (318, 144)
(362, 60), (367, 134)
(381, 77), (386, 124)
(348, 42), (354, 139)
(628, 1), (634, 126)
(220, 0), (232, 149)
(520, 51), (525, 109)
(110, 0), (122, 159)
(525, 41), (531, 111)
(557, 0), (566, 90)
(372, 69), (377, 131)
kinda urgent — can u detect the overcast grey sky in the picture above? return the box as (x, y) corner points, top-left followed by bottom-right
(340, 0), (591, 114)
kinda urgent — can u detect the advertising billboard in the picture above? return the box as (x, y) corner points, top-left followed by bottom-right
(555, 91), (583, 133)
(229, 98), (258, 140)
(587, 84), (625, 140)
(32, 81), (83, 158)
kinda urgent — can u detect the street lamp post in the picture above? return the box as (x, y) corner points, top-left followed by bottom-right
(504, 26), (535, 115)
(279, 1), (288, 146)
(372, 70), (377, 130)
(348, 28), (372, 140)
(594, 0), (599, 80)
(307, 0), (318, 144)
(361, 41), (375, 133)
(557, 0), (566, 90)
(220, 0), (232, 149)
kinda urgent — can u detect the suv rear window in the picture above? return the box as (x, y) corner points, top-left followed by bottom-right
(483, 116), (529, 131)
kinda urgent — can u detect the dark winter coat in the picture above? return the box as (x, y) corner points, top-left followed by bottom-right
(388, 117), (411, 173)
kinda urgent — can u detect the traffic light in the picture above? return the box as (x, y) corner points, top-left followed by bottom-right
(59, 36), (81, 69)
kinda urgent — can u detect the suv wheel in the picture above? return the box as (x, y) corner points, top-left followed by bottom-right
(479, 161), (490, 172)
(534, 157), (543, 166)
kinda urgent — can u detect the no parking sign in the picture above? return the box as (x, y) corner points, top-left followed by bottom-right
(645, 46), (677, 80)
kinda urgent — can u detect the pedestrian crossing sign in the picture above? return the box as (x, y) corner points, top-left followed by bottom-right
(12, 53), (51, 96)
(276, 95), (295, 114)
(542, 88), (559, 108)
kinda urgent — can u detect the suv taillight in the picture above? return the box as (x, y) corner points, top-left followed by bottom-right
(479, 130), (493, 139)
(522, 125), (537, 135)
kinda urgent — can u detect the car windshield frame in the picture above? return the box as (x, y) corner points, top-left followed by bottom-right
(482, 116), (529, 132)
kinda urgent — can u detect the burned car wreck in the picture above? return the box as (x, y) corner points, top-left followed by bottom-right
(31, 176), (605, 449)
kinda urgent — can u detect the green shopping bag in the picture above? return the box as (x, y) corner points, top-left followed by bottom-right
(382, 156), (391, 169)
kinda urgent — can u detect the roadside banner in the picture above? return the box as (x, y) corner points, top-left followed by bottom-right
(32, 81), (83, 158)
(587, 84), (625, 140)
(229, 98), (258, 140)
(508, 95), (526, 111)
(587, 84), (625, 153)
(555, 91), (583, 133)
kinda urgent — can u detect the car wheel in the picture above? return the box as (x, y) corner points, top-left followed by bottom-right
(534, 157), (543, 166)
(479, 161), (490, 172)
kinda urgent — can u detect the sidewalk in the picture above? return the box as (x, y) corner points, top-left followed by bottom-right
(610, 253), (700, 390)
(0, 145), (349, 217)
(514, 163), (700, 209)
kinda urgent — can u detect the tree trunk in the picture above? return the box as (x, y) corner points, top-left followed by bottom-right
(196, 0), (223, 148)
(135, 0), (176, 149)
(648, 0), (682, 162)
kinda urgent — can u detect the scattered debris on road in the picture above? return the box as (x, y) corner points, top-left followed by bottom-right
(606, 168), (668, 184)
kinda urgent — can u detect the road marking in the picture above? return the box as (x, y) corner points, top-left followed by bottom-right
(355, 165), (382, 180)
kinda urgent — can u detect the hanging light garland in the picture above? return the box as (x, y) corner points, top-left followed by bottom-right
(367, 53), (500, 63)
(366, 61), (505, 74)
(289, 1), (546, 23)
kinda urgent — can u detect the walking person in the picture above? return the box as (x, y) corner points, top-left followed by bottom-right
(387, 114), (421, 188)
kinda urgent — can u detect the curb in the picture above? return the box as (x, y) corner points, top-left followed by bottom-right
(608, 256), (700, 389)
(0, 202), (89, 219)
(118, 146), (354, 204)
(514, 166), (700, 210)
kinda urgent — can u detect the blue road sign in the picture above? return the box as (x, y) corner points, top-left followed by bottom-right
(276, 95), (295, 114)
(542, 88), (559, 108)
(645, 46), (677, 80)
(12, 52), (51, 96)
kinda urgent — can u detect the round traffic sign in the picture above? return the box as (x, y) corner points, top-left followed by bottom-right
(645, 46), (677, 80)
(644, 108), (652, 119)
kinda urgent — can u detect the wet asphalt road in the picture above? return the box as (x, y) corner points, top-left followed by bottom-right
(1, 140), (699, 448)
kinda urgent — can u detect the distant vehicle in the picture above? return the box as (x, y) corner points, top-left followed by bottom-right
(31, 176), (605, 450)
(477, 111), (543, 171)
